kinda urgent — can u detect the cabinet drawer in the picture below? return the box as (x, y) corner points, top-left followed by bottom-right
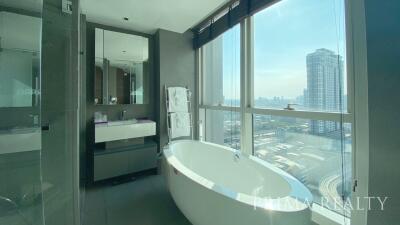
(94, 151), (130, 181)
(93, 141), (158, 182)
(128, 146), (157, 173)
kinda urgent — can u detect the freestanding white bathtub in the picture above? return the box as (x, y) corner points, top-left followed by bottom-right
(163, 140), (313, 225)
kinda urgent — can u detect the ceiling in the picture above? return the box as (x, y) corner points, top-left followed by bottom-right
(81, 0), (230, 34)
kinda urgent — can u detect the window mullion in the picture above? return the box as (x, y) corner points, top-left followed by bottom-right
(199, 48), (205, 106)
(249, 108), (353, 123)
(199, 105), (240, 112)
(240, 17), (254, 155)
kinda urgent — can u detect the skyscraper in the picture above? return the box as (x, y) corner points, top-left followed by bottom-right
(306, 49), (344, 135)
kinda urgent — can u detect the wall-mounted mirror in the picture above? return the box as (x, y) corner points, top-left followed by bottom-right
(95, 28), (149, 105)
(0, 11), (41, 108)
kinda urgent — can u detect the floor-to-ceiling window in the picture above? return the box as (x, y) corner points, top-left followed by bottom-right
(252, 0), (351, 216)
(200, 24), (241, 150)
(198, 0), (352, 222)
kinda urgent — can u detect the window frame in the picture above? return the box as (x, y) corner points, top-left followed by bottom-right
(198, 24), (243, 145)
(199, 19), (354, 152)
(197, 1), (365, 224)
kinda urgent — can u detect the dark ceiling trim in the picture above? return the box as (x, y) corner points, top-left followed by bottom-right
(191, 0), (239, 34)
(192, 0), (280, 49)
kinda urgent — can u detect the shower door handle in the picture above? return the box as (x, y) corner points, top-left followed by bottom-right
(41, 123), (50, 131)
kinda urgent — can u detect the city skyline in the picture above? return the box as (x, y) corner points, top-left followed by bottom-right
(221, 0), (346, 100)
(221, 48), (348, 115)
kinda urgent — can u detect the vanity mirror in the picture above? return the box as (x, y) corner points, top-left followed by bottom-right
(95, 28), (149, 105)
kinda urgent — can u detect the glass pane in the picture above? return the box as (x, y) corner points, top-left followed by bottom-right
(203, 25), (240, 107)
(253, 114), (352, 215)
(0, 11), (41, 107)
(0, 2), (44, 225)
(205, 110), (241, 150)
(94, 28), (104, 104)
(253, 0), (347, 112)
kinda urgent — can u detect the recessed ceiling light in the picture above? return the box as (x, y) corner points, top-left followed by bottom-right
(123, 17), (129, 21)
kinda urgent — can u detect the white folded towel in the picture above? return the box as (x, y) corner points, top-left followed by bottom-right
(170, 112), (191, 139)
(168, 87), (188, 112)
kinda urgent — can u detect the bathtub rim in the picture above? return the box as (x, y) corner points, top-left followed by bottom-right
(163, 140), (313, 212)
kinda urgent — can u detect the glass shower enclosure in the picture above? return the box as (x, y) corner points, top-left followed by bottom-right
(0, 0), (81, 224)
(0, 2), (44, 224)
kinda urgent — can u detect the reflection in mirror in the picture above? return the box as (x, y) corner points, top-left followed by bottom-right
(95, 28), (149, 105)
(0, 11), (41, 108)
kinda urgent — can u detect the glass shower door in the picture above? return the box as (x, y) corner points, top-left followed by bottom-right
(0, 1), (44, 225)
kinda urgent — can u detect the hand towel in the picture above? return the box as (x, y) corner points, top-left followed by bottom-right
(168, 87), (189, 112)
(170, 112), (191, 139)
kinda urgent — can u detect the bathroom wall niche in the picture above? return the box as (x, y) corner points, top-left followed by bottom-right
(95, 28), (149, 105)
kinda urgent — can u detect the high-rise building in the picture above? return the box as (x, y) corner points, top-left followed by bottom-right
(306, 49), (344, 135)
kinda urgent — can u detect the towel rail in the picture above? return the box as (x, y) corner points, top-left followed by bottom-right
(165, 85), (194, 144)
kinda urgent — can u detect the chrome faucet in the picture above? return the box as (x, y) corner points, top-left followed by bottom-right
(233, 150), (241, 162)
(120, 110), (127, 120)
(284, 103), (298, 111)
(29, 114), (39, 126)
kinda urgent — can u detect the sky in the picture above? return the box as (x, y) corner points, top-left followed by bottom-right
(221, 0), (346, 100)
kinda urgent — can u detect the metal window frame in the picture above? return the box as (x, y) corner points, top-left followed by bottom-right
(197, 14), (354, 149)
(196, 1), (364, 223)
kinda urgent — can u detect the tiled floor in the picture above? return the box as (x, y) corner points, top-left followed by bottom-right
(82, 174), (320, 225)
(82, 175), (191, 225)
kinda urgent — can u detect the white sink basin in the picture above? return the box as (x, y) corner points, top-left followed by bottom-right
(107, 119), (137, 126)
(0, 127), (41, 154)
(95, 120), (156, 143)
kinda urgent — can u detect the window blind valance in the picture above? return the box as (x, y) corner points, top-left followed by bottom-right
(192, 0), (280, 49)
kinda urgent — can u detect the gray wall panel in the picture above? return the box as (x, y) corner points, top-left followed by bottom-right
(155, 29), (197, 149)
(364, 0), (400, 224)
